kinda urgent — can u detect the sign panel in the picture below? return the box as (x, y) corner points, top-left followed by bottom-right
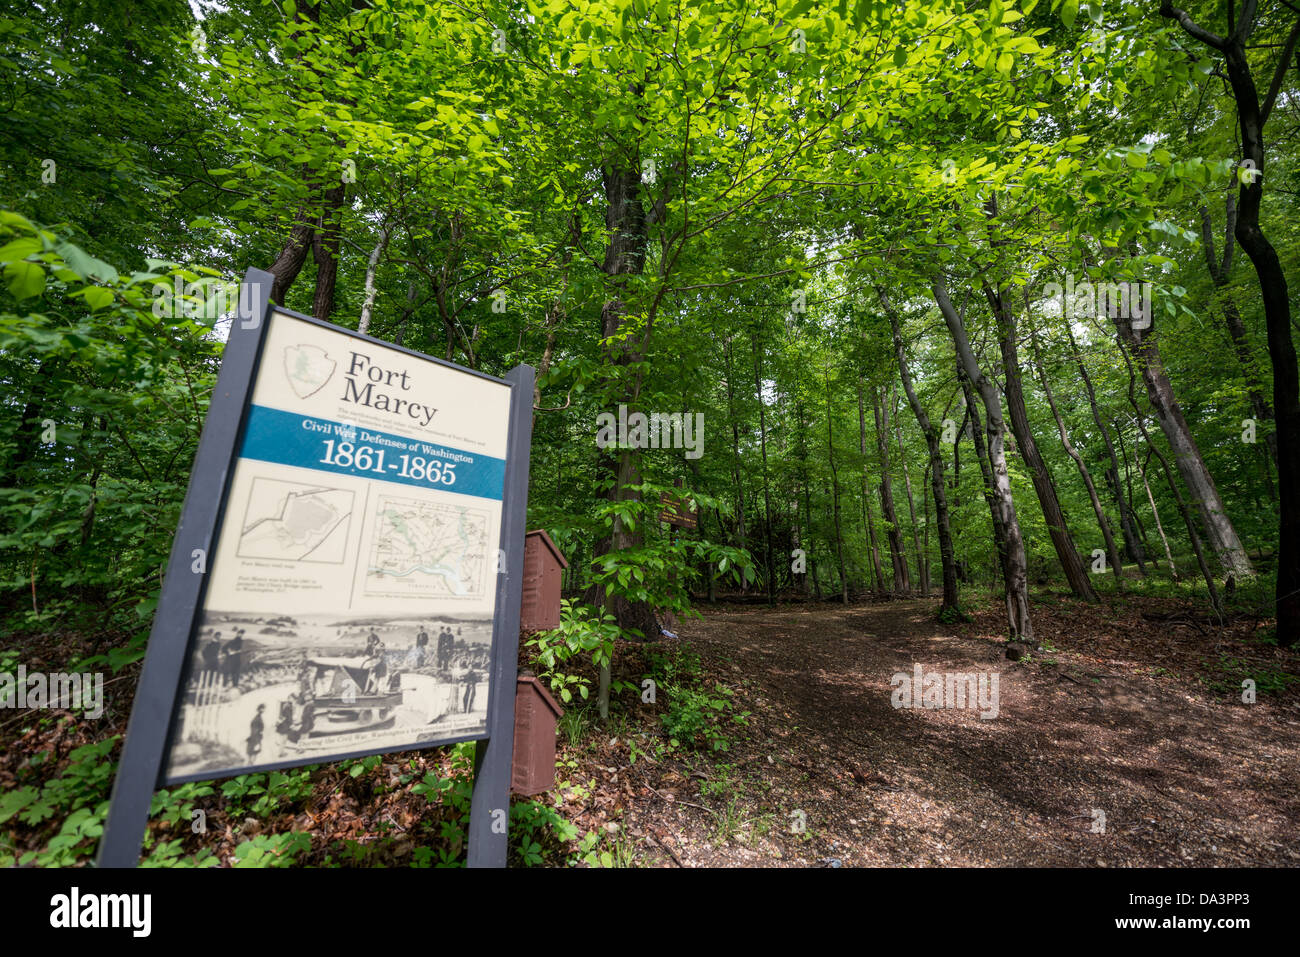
(658, 490), (697, 530)
(163, 309), (512, 783)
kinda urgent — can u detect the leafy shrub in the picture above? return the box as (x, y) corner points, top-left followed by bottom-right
(526, 599), (621, 704)
(661, 681), (747, 752)
(0, 736), (116, 866)
(231, 832), (311, 867)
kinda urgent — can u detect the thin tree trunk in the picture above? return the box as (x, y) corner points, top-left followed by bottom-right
(1112, 416), (1154, 561)
(934, 277), (1033, 640)
(922, 460), (932, 597)
(311, 182), (347, 321)
(986, 281), (1097, 602)
(951, 400), (970, 583)
(753, 333), (777, 605)
(1200, 198), (1277, 474)
(724, 338), (747, 556)
(883, 290), (960, 614)
(1064, 321), (1148, 572)
(1138, 448), (1177, 580)
(796, 399), (819, 600)
(873, 387), (910, 595)
(857, 378), (887, 594)
(894, 403), (926, 597)
(1029, 322), (1123, 588)
(356, 223), (391, 336)
(958, 359), (1010, 587)
(825, 362), (849, 603)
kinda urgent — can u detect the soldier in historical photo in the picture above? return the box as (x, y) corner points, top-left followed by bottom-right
(201, 631), (221, 674)
(436, 626), (452, 670)
(362, 634), (387, 694)
(246, 703), (265, 763)
(407, 625), (429, 669)
(461, 667), (480, 713)
(221, 629), (245, 688)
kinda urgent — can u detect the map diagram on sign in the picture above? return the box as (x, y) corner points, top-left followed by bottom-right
(237, 477), (354, 563)
(366, 495), (492, 599)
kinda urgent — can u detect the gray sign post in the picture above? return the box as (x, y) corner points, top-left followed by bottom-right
(96, 268), (534, 868)
(469, 364), (533, 867)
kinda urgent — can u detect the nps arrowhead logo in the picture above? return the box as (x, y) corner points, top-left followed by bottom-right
(284, 344), (336, 399)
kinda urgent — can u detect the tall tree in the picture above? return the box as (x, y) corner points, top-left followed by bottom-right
(1159, 1), (1299, 643)
(985, 280), (1098, 602)
(882, 290), (962, 616)
(935, 278), (1033, 640)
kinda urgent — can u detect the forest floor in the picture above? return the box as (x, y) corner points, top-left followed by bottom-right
(565, 591), (1300, 867)
(4, 588), (1299, 867)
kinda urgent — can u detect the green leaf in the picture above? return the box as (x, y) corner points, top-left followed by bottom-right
(5, 260), (45, 300)
(0, 237), (41, 263)
(81, 286), (114, 311)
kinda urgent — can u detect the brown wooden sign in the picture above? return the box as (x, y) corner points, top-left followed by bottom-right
(659, 484), (697, 529)
(511, 673), (563, 796)
(520, 529), (568, 632)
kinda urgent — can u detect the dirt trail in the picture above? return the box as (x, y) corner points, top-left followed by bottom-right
(619, 598), (1300, 867)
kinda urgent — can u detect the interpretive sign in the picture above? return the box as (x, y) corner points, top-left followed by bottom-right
(659, 478), (697, 530)
(165, 308), (511, 782)
(98, 269), (534, 867)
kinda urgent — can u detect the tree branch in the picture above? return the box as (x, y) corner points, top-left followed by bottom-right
(1261, 16), (1300, 126)
(1159, 1), (1227, 50)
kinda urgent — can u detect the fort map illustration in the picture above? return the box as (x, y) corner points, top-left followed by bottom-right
(237, 477), (354, 564)
(365, 495), (492, 599)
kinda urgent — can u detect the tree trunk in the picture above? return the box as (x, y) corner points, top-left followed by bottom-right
(1112, 416), (1155, 562)
(796, 398), (819, 600)
(356, 223), (391, 336)
(857, 378), (887, 594)
(593, 159), (654, 718)
(958, 360), (1010, 586)
(1029, 322), (1123, 588)
(883, 292), (960, 614)
(873, 387), (910, 595)
(1119, 334), (1225, 617)
(825, 362), (849, 603)
(311, 182), (347, 321)
(724, 338), (747, 556)
(265, 200), (316, 305)
(934, 278), (1033, 640)
(1200, 198), (1277, 473)
(1138, 447), (1177, 580)
(1064, 321), (1148, 572)
(1160, 1), (1295, 643)
(894, 402), (926, 597)
(1112, 312), (1253, 579)
(986, 281), (1097, 602)
(753, 333), (777, 605)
